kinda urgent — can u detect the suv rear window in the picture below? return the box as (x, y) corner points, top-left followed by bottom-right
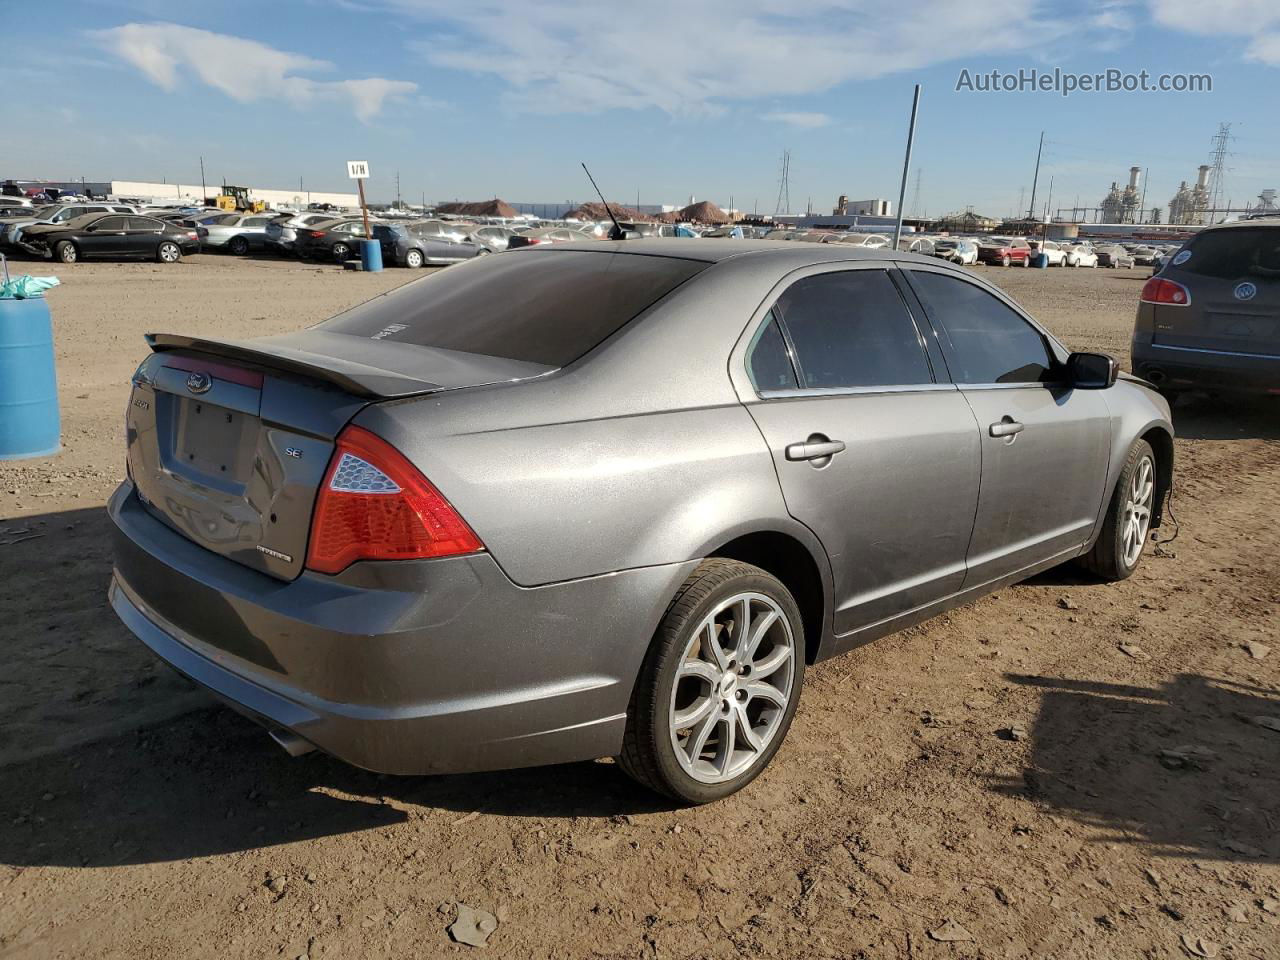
(1180, 228), (1280, 280)
(317, 251), (707, 366)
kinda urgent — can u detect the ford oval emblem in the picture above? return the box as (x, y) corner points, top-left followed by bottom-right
(186, 371), (212, 394)
(1234, 281), (1257, 301)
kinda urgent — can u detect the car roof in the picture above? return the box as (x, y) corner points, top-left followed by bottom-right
(519, 237), (966, 269)
(1196, 219), (1280, 233)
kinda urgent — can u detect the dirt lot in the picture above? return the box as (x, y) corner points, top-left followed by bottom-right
(1, 255), (1277, 960)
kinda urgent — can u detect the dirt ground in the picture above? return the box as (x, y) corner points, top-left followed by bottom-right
(1, 254), (1277, 960)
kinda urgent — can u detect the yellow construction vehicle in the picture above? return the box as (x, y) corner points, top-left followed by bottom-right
(213, 185), (267, 213)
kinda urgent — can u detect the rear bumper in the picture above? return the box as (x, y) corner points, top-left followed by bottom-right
(1132, 333), (1280, 393)
(108, 481), (694, 774)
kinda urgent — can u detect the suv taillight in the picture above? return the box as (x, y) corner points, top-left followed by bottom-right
(1140, 276), (1191, 306)
(305, 426), (484, 574)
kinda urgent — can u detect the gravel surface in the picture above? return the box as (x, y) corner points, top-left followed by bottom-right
(1, 254), (1277, 959)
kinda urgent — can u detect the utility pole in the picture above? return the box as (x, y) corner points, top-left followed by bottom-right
(774, 150), (791, 217)
(1027, 130), (1045, 220)
(910, 167), (923, 218)
(1206, 122), (1233, 222)
(395, 170), (401, 208)
(892, 84), (922, 250)
(199, 156), (207, 204)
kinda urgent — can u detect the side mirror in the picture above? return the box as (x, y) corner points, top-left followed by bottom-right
(1067, 351), (1119, 389)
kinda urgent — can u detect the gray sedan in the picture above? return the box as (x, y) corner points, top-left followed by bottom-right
(201, 213), (276, 254)
(110, 240), (1173, 803)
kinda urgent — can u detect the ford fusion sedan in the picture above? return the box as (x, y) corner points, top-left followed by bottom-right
(111, 240), (1173, 804)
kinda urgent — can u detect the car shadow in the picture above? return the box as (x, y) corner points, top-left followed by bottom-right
(0, 707), (674, 868)
(1169, 392), (1280, 441)
(990, 673), (1279, 864)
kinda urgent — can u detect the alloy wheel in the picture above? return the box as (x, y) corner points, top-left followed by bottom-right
(159, 243), (179, 263)
(668, 592), (796, 784)
(1122, 455), (1154, 568)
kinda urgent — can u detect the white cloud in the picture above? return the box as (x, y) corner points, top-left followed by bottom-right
(93, 23), (419, 121)
(764, 111), (833, 128)
(396, 0), (1079, 115)
(1148, 0), (1280, 65)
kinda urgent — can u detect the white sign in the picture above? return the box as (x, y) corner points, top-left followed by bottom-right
(347, 160), (370, 180)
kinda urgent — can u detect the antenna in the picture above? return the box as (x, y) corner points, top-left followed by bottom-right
(581, 163), (625, 240)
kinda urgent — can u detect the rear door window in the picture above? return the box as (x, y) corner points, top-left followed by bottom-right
(1179, 228), (1280, 280)
(318, 251), (707, 366)
(907, 271), (1055, 384)
(770, 270), (933, 389)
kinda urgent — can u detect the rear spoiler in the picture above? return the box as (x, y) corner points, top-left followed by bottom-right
(146, 331), (555, 399)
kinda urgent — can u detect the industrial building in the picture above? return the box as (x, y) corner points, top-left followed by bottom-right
(834, 196), (892, 216)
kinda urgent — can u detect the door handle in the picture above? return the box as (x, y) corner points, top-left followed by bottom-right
(989, 418), (1025, 438)
(785, 438), (846, 461)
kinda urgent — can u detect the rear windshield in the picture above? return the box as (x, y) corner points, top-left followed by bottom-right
(316, 250), (708, 366)
(1181, 228), (1280, 280)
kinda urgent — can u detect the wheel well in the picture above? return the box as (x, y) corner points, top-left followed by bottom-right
(709, 532), (826, 664)
(1140, 426), (1174, 528)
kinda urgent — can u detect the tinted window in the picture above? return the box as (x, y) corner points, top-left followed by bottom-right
(92, 216), (128, 231)
(908, 271), (1054, 384)
(1179, 228), (1280, 280)
(318, 251), (707, 366)
(748, 313), (798, 391)
(128, 217), (162, 231)
(772, 270), (932, 389)
(244, 217), (271, 227)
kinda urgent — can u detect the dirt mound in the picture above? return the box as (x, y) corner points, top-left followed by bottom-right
(434, 198), (518, 218)
(563, 202), (657, 223)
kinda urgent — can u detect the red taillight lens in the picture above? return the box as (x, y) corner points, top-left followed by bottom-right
(1140, 276), (1191, 305)
(305, 426), (484, 575)
(309, 230), (326, 238)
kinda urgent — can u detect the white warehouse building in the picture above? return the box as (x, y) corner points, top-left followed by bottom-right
(108, 180), (357, 209)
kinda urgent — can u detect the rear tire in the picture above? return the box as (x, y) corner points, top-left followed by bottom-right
(55, 241), (77, 264)
(1077, 439), (1157, 582)
(157, 241), (181, 263)
(227, 236), (250, 256)
(618, 558), (805, 804)
(332, 242), (351, 261)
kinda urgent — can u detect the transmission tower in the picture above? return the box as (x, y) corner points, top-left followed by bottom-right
(774, 150), (791, 216)
(910, 167), (923, 218)
(1206, 122), (1233, 218)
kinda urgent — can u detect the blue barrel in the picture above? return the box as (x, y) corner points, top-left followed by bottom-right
(1031, 252), (1049, 269)
(0, 297), (60, 460)
(360, 239), (383, 273)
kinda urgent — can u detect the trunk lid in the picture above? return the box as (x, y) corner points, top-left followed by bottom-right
(126, 331), (553, 580)
(1154, 226), (1280, 356)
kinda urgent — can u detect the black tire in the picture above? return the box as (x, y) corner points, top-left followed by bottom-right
(1077, 439), (1157, 582)
(475, 248), (490, 256)
(404, 248), (424, 268)
(618, 558), (806, 804)
(157, 241), (181, 264)
(227, 236), (250, 256)
(332, 242), (351, 261)
(55, 241), (77, 264)
(1000, 255), (1011, 267)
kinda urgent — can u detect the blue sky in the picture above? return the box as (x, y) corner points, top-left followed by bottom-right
(3, 0), (1278, 217)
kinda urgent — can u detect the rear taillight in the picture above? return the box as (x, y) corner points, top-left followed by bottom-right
(309, 231), (326, 238)
(305, 426), (483, 575)
(1140, 276), (1191, 306)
